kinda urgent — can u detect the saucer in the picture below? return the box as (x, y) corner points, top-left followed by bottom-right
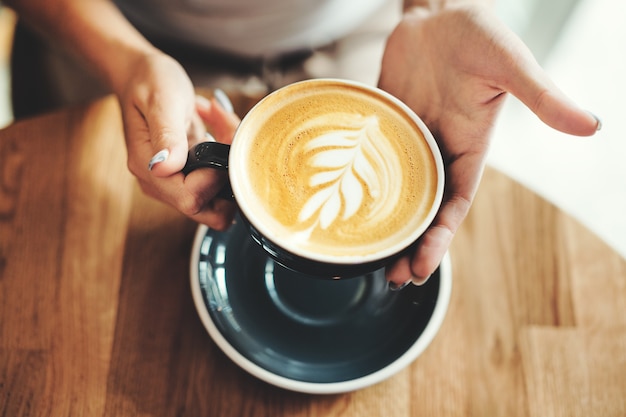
(190, 217), (452, 394)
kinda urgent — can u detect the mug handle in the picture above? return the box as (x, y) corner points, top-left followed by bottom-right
(182, 141), (234, 200)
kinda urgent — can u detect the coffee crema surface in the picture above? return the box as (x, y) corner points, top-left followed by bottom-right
(233, 80), (440, 260)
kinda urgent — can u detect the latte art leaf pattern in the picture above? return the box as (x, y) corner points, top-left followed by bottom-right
(297, 114), (401, 230)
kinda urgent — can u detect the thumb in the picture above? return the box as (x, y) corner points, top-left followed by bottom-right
(146, 100), (193, 177)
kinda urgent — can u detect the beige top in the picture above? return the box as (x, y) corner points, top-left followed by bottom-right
(113, 0), (389, 57)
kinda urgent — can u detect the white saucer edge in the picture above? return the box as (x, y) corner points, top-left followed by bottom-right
(189, 224), (453, 395)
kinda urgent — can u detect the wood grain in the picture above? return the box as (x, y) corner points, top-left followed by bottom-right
(1, 96), (625, 416)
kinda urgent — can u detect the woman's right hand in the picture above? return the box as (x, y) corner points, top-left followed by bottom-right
(117, 51), (241, 229)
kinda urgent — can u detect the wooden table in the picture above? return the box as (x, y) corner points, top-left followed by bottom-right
(1, 96), (625, 416)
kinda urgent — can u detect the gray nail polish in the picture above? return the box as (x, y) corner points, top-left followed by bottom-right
(214, 88), (234, 114)
(590, 112), (603, 131)
(148, 149), (169, 171)
(388, 280), (411, 291)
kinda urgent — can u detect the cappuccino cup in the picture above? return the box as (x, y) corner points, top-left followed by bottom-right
(184, 79), (444, 278)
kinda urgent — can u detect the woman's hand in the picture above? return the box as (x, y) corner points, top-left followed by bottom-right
(379, 5), (599, 287)
(117, 52), (240, 229)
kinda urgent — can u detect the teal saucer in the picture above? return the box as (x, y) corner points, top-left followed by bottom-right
(190, 216), (452, 394)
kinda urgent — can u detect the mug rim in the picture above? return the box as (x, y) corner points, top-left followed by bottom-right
(229, 78), (445, 265)
(189, 222), (453, 394)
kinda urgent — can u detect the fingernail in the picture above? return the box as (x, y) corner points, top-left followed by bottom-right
(411, 274), (431, 286)
(388, 280), (411, 292)
(214, 88), (234, 114)
(196, 95), (211, 110)
(205, 131), (217, 142)
(589, 112), (602, 131)
(148, 149), (169, 171)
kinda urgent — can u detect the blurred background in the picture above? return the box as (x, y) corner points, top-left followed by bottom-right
(1, 0), (624, 258)
(490, 0), (626, 259)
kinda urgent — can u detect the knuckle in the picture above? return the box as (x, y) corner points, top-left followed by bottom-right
(209, 215), (232, 231)
(178, 194), (205, 217)
(127, 158), (144, 178)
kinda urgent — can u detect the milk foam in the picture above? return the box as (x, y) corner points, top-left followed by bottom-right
(232, 80), (441, 260)
(297, 113), (402, 232)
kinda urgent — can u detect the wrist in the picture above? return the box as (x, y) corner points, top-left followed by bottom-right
(104, 45), (161, 95)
